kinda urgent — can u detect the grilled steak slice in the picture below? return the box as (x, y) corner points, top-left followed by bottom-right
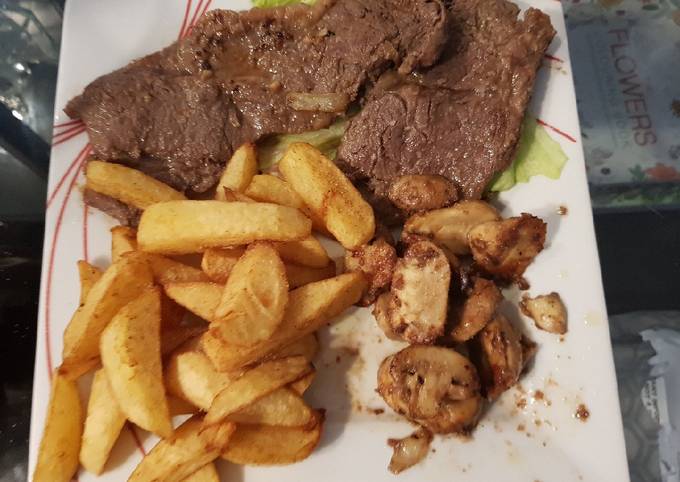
(337, 0), (555, 218)
(66, 0), (448, 194)
(83, 189), (142, 227)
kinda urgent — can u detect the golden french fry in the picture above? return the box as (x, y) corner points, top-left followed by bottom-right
(201, 247), (245, 283)
(183, 463), (220, 482)
(275, 236), (330, 268)
(205, 356), (311, 425)
(77, 260), (102, 304)
(164, 282), (222, 322)
(111, 226), (137, 262)
(202, 272), (366, 371)
(165, 350), (241, 411)
(79, 369), (126, 475)
(202, 246), (333, 286)
(215, 143), (258, 199)
(230, 388), (314, 428)
(219, 187), (256, 203)
(149, 255), (209, 284)
(213, 243), (288, 346)
(271, 333), (319, 362)
(279, 143), (375, 249)
(86, 160), (186, 210)
(138, 201), (312, 254)
(244, 174), (307, 210)
(285, 263), (336, 289)
(100, 287), (172, 438)
(244, 174), (330, 234)
(160, 322), (207, 357)
(289, 370), (316, 395)
(62, 252), (153, 378)
(33, 372), (83, 482)
(168, 396), (200, 416)
(129, 416), (235, 482)
(221, 417), (323, 466)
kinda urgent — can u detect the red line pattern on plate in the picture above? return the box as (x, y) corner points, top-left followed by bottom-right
(179, 0), (193, 39)
(544, 53), (564, 62)
(52, 126), (86, 147)
(129, 425), (147, 456)
(46, 143), (90, 208)
(536, 118), (577, 143)
(53, 119), (83, 129)
(182, 0), (212, 38)
(45, 144), (91, 379)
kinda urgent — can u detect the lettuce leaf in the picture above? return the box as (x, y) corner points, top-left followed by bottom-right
(488, 116), (568, 192)
(252, 0), (315, 7)
(257, 119), (348, 170)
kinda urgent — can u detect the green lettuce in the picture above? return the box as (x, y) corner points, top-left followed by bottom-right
(252, 0), (315, 7)
(488, 116), (568, 192)
(257, 119), (348, 170)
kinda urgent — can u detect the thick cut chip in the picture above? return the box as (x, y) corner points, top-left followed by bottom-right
(86, 160), (186, 209)
(275, 236), (331, 268)
(202, 272), (366, 371)
(230, 387), (314, 428)
(148, 255), (208, 284)
(129, 416), (235, 482)
(77, 260), (102, 304)
(137, 201), (311, 254)
(279, 143), (375, 249)
(183, 463), (220, 482)
(244, 174), (326, 232)
(62, 252), (153, 378)
(201, 247), (245, 283)
(202, 247), (333, 286)
(33, 372), (83, 482)
(219, 187), (257, 203)
(215, 143), (258, 199)
(244, 174), (307, 210)
(111, 226), (137, 262)
(213, 243), (288, 346)
(164, 282), (222, 322)
(79, 369), (126, 475)
(165, 350), (240, 411)
(205, 356), (311, 425)
(285, 263), (336, 289)
(221, 418), (323, 466)
(100, 287), (172, 438)
(271, 333), (319, 362)
(289, 371), (316, 395)
(165, 349), (314, 427)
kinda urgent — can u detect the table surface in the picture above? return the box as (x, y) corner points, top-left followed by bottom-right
(0, 1), (678, 481)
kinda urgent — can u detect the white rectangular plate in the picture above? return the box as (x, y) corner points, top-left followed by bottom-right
(29, 0), (630, 480)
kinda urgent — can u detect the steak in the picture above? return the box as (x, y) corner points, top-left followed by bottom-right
(336, 0), (555, 218)
(83, 189), (141, 227)
(66, 0), (448, 194)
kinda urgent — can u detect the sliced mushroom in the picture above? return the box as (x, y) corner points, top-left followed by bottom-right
(344, 238), (397, 306)
(473, 313), (523, 400)
(373, 293), (402, 341)
(403, 200), (500, 255)
(388, 175), (458, 214)
(468, 213), (547, 282)
(450, 278), (503, 342)
(373, 240), (450, 344)
(377, 345), (482, 434)
(520, 292), (567, 334)
(387, 427), (433, 474)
